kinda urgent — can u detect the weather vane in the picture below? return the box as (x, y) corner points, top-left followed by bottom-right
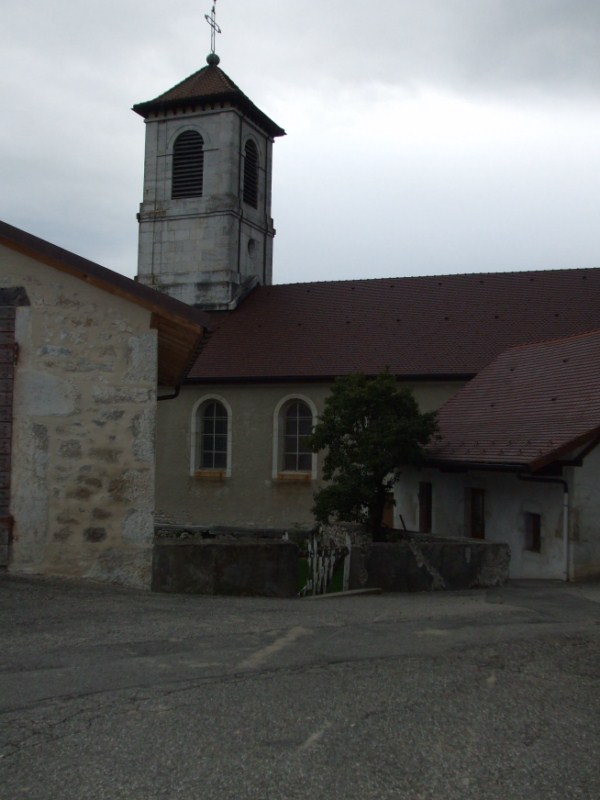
(205, 1), (222, 63)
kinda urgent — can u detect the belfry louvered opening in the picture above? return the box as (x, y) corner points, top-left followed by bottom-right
(243, 140), (259, 208)
(172, 131), (204, 199)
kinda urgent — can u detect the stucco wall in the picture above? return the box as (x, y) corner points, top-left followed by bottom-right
(155, 380), (463, 530)
(0, 245), (158, 587)
(395, 467), (568, 579)
(570, 444), (600, 580)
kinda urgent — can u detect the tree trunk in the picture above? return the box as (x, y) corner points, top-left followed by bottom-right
(370, 485), (388, 542)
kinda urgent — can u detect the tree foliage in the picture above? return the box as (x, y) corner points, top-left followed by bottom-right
(307, 371), (438, 535)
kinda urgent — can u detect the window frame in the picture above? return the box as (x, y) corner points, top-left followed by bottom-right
(190, 395), (232, 478)
(272, 395), (317, 481)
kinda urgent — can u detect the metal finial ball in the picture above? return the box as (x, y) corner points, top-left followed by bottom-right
(206, 53), (221, 66)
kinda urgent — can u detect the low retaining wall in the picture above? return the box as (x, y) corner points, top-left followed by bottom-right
(152, 539), (299, 598)
(351, 538), (510, 591)
(152, 526), (510, 596)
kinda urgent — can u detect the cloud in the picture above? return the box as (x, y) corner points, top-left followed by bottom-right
(221, 0), (600, 98)
(1, 0), (599, 283)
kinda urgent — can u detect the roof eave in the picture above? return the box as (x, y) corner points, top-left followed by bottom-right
(427, 429), (600, 473)
(528, 428), (600, 472)
(0, 220), (210, 387)
(425, 457), (531, 473)
(184, 372), (476, 385)
(132, 93), (286, 138)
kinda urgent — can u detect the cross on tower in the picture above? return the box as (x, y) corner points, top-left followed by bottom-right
(205, 1), (222, 58)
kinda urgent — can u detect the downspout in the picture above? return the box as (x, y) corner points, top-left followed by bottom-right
(518, 474), (570, 581)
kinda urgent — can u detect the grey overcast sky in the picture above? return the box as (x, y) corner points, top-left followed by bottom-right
(1, 0), (600, 283)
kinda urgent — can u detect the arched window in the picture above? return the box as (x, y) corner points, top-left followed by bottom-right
(172, 130), (204, 199)
(193, 398), (230, 474)
(243, 140), (259, 208)
(283, 400), (313, 471)
(272, 397), (317, 478)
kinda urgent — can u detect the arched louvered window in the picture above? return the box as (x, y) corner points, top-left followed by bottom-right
(243, 140), (259, 208)
(172, 131), (204, 199)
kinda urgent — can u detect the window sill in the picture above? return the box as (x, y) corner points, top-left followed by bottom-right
(275, 472), (313, 483)
(193, 470), (227, 482)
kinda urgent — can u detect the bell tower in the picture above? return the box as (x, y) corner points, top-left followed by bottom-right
(133, 7), (285, 309)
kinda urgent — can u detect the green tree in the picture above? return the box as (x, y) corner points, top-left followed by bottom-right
(307, 371), (438, 537)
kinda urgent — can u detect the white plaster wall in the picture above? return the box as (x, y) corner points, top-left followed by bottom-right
(395, 467), (567, 579)
(155, 380), (464, 530)
(569, 445), (600, 579)
(137, 107), (275, 307)
(1, 245), (157, 588)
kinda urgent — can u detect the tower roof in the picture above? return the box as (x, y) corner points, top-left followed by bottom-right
(133, 64), (285, 138)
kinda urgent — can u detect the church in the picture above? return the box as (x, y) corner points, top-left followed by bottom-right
(2, 42), (600, 587)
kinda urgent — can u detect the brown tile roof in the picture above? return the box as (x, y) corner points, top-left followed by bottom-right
(188, 269), (600, 382)
(0, 220), (210, 387)
(133, 64), (285, 138)
(429, 329), (600, 471)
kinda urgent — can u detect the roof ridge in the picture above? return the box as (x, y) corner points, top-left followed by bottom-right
(270, 265), (600, 289)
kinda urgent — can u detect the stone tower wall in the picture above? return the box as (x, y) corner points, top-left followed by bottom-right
(137, 107), (275, 308)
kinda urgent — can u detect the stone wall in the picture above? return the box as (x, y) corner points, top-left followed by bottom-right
(152, 539), (299, 597)
(0, 245), (158, 587)
(137, 108), (275, 307)
(151, 526), (509, 596)
(351, 538), (510, 592)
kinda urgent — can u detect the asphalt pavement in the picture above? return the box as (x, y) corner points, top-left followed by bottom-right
(0, 575), (599, 799)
